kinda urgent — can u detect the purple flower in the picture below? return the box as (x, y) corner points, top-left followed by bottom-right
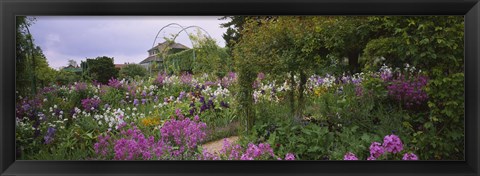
(220, 101), (229, 108)
(108, 78), (123, 89)
(178, 91), (186, 100)
(369, 142), (385, 158)
(44, 127), (56, 144)
(386, 74), (428, 109)
(81, 97), (101, 112)
(155, 72), (167, 86)
(133, 99), (139, 106)
(367, 156), (376, 160)
(180, 73), (193, 85)
(75, 82), (88, 91)
(383, 134), (403, 154)
(402, 152), (418, 160)
(141, 99), (147, 105)
(343, 152), (358, 160)
(285, 153), (295, 160)
(257, 72), (265, 80)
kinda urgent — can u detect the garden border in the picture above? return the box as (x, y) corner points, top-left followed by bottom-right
(1, 0), (479, 176)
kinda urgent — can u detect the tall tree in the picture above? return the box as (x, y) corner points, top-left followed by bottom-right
(234, 16), (324, 130)
(85, 56), (119, 84)
(68, 59), (78, 67)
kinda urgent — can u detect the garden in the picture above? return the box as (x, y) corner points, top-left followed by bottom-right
(15, 16), (464, 160)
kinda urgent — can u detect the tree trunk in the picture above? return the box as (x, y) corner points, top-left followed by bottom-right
(348, 50), (360, 74)
(289, 72), (296, 118)
(295, 71), (307, 122)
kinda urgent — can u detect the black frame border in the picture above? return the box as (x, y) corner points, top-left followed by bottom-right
(1, 0), (479, 176)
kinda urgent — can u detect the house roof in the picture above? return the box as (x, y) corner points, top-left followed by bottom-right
(115, 64), (126, 69)
(147, 41), (190, 52)
(140, 55), (159, 64)
(140, 41), (189, 64)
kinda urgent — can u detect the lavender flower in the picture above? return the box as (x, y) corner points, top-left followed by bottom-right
(44, 127), (56, 144)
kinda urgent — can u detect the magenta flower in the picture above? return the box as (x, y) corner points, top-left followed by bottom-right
(285, 153), (295, 160)
(383, 134), (403, 154)
(402, 152), (419, 160)
(343, 152), (358, 160)
(369, 142), (385, 158)
(386, 74), (428, 109)
(367, 156), (376, 160)
(108, 78), (123, 89)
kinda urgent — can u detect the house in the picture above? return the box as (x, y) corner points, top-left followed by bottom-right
(139, 41), (190, 72)
(115, 63), (128, 69)
(62, 64), (82, 74)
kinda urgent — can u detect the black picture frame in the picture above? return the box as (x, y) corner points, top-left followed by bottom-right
(1, 0), (479, 176)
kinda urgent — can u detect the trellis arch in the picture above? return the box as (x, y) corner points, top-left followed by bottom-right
(152, 23), (213, 64)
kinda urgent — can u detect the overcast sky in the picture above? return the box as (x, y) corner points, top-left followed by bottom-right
(28, 16), (229, 69)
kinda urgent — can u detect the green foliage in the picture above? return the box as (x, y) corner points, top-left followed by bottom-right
(234, 16), (327, 131)
(189, 31), (231, 77)
(85, 56), (119, 84)
(164, 49), (194, 74)
(16, 17), (57, 97)
(119, 64), (147, 80)
(363, 16), (464, 72)
(55, 70), (82, 85)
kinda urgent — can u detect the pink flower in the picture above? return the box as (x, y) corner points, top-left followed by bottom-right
(383, 134), (403, 154)
(285, 153), (295, 160)
(402, 152), (418, 160)
(343, 152), (358, 160)
(369, 142), (385, 158)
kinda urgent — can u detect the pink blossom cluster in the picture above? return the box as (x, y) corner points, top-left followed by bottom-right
(383, 134), (404, 153)
(344, 134), (418, 160)
(107, 77), (123, 89)
(343, 152), (358, 160)
(93, 110), (207, 160)
(200, 138), (295, 160)
(160, 111), (207, 159)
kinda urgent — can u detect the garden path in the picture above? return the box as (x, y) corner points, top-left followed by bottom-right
(201, 136), (239, 154)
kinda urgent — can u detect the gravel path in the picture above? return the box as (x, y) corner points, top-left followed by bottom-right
(201, 136), (239, 154)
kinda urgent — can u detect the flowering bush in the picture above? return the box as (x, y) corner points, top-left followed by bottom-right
(344, 134), (418, 160)
(382, 134), (403, 154)
(200, 138), (295, 160)
(343, 152), (358, 160)
(93, 110), (207, 160)
(160, 113), (207, 159)
(386, 74), (428, 109)
(81, 97), (101, 112)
